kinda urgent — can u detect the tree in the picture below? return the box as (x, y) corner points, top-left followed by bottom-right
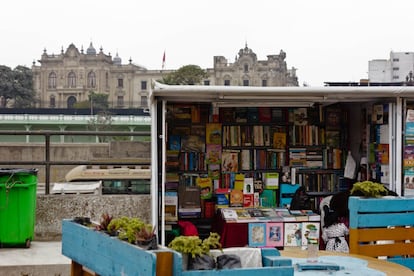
(161, 65), (209, 85)
(73, 91), (109, 111)
(0, 65), (36, 108)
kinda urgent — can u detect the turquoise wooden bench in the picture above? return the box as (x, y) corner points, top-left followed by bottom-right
(349, 196), (414, 270)
(62, 219), (158, 276)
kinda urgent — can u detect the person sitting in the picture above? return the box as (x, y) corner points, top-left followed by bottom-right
(321, 206), (349, 253)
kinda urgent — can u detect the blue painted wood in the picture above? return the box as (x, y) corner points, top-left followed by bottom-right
(180, 266), (294, 276)
(388, 258), (414, 270)
(262, 256), (292, 267)
(349, 196), (414, 270)
(62, 220), (157, 276)
(349, 197), (414, 228)
(170, 247), (293, 276)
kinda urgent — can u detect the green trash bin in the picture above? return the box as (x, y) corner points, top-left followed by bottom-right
(0, 168), (38, 248)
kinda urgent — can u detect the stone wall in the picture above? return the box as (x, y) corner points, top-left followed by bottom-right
(35, 194), (152, 241)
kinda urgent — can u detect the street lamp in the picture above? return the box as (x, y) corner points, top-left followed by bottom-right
(406, 71), (414, 86)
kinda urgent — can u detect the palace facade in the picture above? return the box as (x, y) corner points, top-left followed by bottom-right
(32, 43), (298, 109)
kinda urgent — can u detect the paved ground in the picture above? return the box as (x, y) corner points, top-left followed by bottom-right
(0, 241), (71, 276)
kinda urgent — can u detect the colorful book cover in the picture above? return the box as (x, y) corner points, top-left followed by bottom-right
(294, 108), (308, 126)
(301, 222), (320, 247)
(206, 123), (222, 145)
(196, 177), (213, 199)
(273, 132), (286, 149)
(222, 150), (239, 172)
(258, 107), (272, 122)
(266, 222), (284, 247)
(206, 144), (222, 164)
(248, 223), (267, 247)
(284, 222), (302, 247)
(243, 194), (254, 207)
(230, 189), (244, 207)
(168, 135), (181, 151)
(181, 135), (205, 152)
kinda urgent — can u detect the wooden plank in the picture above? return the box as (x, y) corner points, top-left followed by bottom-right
(349, 197), (414, 213)
(62, 220), (157, 276)
(352, 227), (414, 242)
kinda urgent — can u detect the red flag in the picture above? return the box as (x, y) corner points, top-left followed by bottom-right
(162, 51), (166, 69)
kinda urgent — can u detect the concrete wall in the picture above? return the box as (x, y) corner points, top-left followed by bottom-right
(0, 141), (151, 182)
(35, 194), (152, 241)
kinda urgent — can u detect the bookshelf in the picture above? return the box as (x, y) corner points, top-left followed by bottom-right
(165, 102), (348, 225)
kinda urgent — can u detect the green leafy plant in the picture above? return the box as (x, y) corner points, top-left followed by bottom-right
(350, 181), (388, 197)
(168, 232), (221, 258)
(107, 216), (146, 243)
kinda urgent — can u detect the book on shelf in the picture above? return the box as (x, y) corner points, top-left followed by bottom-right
(325, 107), (341, 129)
(196, 177), (213, 199)
(178, 185), (201, 209)
(263, 172), (279, 190)
(258, 107), (272, 123)
(247, 107), (259, 123)
(240, 125), (253, 146)
(243, 194), (254, 207)
(220, 107), (234, 123)
(168, 135), (181, 151)
(222, 150), (239, 172)
(248, 223), (267, 247)
(253, 125), (264, 146)
(164, 191), (178, 222)
(230, 189), (244, 207)
(181, 135), (205, 152)
(266, 222), (284, 247)
(173, 104), (192, 122)
(243, 177), (254, 194)
(191, 125), (205, 136)
(259, 189), (276, 207)
(206, 123), (222, 145)
(206, 144), (222, 164)
(240, 149), (252, 170)
(293, 108), (308, 126)
(273, 132), (287, 149)
(234, 107), (248, 123)
(233, 173), (245, 190)
(235, 208), (255, 222)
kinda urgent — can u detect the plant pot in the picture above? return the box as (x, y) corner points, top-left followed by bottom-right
(136, 236), (158, 250)
(188, 254), (216, 270)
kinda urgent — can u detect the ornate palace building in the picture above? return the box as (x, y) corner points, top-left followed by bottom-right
(32, 43), (298, 109)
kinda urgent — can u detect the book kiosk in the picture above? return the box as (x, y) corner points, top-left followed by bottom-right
(149, 81), (414, 246)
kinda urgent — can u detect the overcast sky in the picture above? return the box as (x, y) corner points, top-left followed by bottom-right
(2, 0), (414, 86)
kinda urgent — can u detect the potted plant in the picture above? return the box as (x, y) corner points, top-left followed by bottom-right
(350, 181), (388, 198)
(107, 216), (146, 243)
(134, 224), (158, 250)
(95, 212), (114, 234)
(168, 232), (221, 270)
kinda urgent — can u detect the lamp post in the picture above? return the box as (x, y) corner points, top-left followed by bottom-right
(406, 71), (414, 86)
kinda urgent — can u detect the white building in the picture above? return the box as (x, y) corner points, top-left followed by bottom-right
(369, 52), (414, 83)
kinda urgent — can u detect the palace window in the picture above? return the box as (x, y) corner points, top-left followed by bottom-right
(48, 72), (57, 89)
(117, 78), (123, 88)
(117, 96), (124, 107)
(243, 79), (249, 86)
(68, 71), (76, 88)
(262, 79), (267, 87)
(49, 95), (55, 108)
(244, 64), (249, 72)
(87, 71), (96, 88)
(141, 80), (147, 90)
(224, 80), (230, 86)
(204, 80), (210, 86)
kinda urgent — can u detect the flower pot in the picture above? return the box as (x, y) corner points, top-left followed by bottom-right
(136, 236), (158, 250)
